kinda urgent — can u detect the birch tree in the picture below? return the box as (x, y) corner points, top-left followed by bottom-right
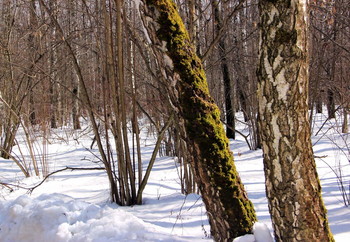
(257, 0), (334, 241)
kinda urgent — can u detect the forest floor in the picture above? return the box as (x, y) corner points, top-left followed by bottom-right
(0, 112), (349, 241)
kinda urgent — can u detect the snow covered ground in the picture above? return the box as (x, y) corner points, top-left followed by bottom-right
(0, 112), (349, 241)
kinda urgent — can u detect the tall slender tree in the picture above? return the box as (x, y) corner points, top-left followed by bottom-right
(212, 0), (235, 139)
(257, 0), (334, 241)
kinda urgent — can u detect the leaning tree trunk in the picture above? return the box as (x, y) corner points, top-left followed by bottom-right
(140, 1), (256, 240)
(257, 0), (334, 241)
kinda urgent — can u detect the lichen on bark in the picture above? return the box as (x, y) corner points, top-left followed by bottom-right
(142, 0), (256, 240)
(257, 0), (334, 241)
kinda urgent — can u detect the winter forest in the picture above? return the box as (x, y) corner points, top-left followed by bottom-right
(0, 0), (349, 241)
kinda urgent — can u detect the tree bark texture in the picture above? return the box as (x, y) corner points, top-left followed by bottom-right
(257, 0), (334, 241)
(140, 1), (256, 240)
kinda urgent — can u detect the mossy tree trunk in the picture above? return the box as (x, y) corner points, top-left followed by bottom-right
(257, 0), (334, 241)
(140, 1), (256, 240)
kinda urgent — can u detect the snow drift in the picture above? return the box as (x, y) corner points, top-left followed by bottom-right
(0, 194), (182, 242)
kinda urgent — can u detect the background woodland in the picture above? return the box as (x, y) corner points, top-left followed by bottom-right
(0, 0), (349, 205)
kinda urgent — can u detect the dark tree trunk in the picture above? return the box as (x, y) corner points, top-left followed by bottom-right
(327, 89), (336, 119)
(212, 0), (235, 139)
(316, 97), (323, 113)
(72, 87), (81, 130)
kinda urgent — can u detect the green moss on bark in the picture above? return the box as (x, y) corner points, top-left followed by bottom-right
(145, 0), (257, 239)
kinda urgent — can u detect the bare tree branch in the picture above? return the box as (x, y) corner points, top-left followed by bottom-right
(200, 0), (246, 61)
(28, 166), (105, 194)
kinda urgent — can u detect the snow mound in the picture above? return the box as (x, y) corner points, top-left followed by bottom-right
(233, 222), (273, 242)
(253, 222), (273, 242)
(0, 194), (182, 242)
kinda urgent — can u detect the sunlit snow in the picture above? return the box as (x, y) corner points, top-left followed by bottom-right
(0, 112), (349, 241)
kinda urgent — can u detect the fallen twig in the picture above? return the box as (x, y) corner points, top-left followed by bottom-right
(27, 166), (105, 194)
(0, 182), (15, 192)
